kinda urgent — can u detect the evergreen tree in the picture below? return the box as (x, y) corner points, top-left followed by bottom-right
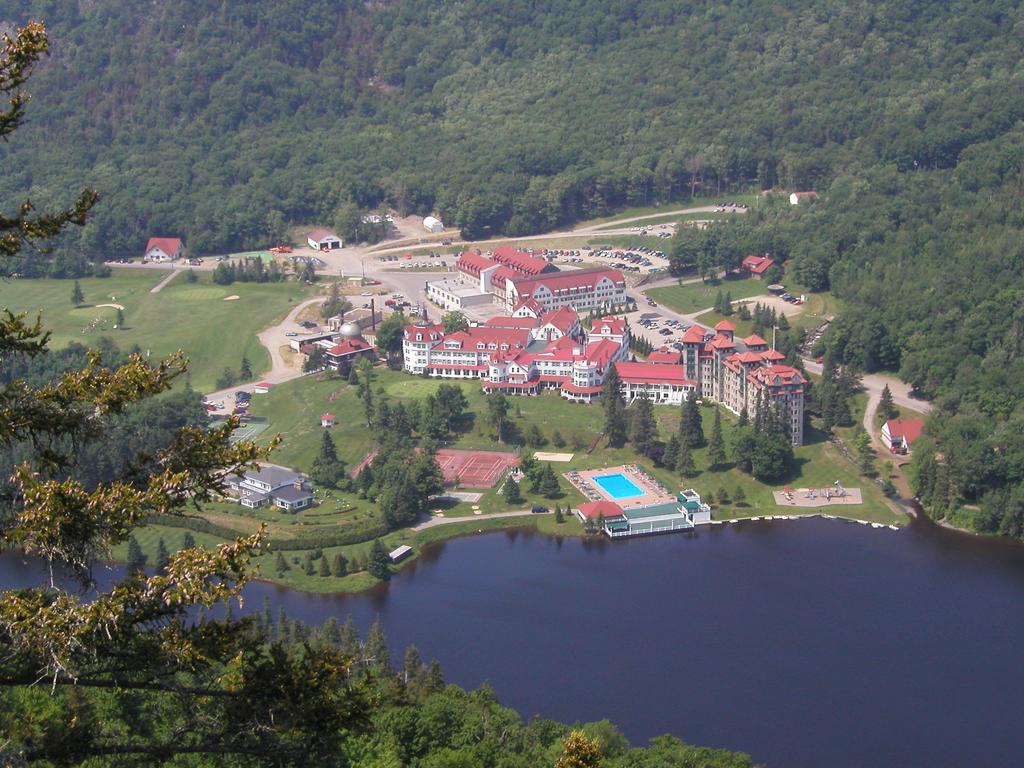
(319, 556), (331, 577)
(738, 407), (749, 427)
(680, 396), (704, 448)
(777, 312), (790, 331)
(275, 551), (289, 574)
(662, 433), (680, 469)
(239, 356), (252, 380)
(403, 645), (424, 686)
(855, 428), (876, 476)
(602, 365), (627, 447)
(115, 307), (125, 328)
(629, 391), (657, 457)
(126, 535), (146, 570)
(368, 540), (391, 580)
(304, 552), (314, 576)
(713, 289), (724, 314)
(676, 440), (696, 476)
(552, 429), (565, 448)
(332, 552), (348, 576)
(365, 616), (391, 672)
(555, 506), (565, 524)
(708, 408), (726, 467)
(504, 477), (524, 505)
(877, 384), (897, 422)
(155, 537), (170, 571)
(181, 531), (195, 549)
(427, 660), (445, 692)
(722, 291), (733, 316)
(734, 486), (747, 506)
(71, 279), (84, 306)
(538, 463), (561, 498)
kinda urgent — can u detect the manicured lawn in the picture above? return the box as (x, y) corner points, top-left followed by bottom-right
(576, 193), (760, 228)
(591, 210), (741, 230)
(0, 270), (317, 391)
(647, 277), (770, 315)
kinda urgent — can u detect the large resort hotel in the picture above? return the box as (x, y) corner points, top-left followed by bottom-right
(568, 465), (712, 537)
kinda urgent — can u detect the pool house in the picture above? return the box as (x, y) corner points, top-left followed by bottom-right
(568, 465), (712, 538)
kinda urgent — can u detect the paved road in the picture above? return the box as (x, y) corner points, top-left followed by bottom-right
(412, 509), (549, 531)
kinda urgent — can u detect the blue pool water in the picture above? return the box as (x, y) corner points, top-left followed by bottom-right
(592, 473), (644, 499)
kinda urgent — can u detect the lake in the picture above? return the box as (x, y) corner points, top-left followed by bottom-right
(5, 515), (1024, 767)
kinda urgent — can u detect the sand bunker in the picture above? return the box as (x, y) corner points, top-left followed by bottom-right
(94, 303), (125, 310)
(223, 295), (240, 301)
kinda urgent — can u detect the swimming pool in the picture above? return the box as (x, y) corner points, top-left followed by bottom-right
(592, 473), (645, 500)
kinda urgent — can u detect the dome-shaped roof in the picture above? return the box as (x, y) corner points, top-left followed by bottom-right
(339, 322), (362, 338)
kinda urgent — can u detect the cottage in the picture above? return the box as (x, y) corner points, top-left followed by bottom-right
(321, 413), (336, 427)
(740, 254), (775, 279)
(307, 228), (343, 251)
(882, 418), (924, 454)
(144, 237), (184, 262)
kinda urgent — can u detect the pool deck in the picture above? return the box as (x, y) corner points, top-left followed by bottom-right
(567, 465), (676, 511)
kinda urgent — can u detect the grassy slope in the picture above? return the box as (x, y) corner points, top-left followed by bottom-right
(0, 270), (316, 390)
(647, 277), (770, 315)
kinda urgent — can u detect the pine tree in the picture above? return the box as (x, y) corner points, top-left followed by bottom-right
(662, 433), (680, 469)
(680, 397), (704, 448)
(539, 463), (561, 498)
(708, 408), (726, 467)
(629, 391), (657, 457)
(552, 429), (565, 448)
(427, 660), (445, 692)
(304, 552), (314, 576)
(738, 407), (749, 427)
(332, 552), (348, 576)
(368, 540), (391, 580)
(155, 537), (170, 571)
(602, 365), (627, 447)
(365, 616), (391, 672)
(734, 486), (746, 506)
(676, 441), (696, 476)
(319, 556), (331, 577)
(115, 307), (125, 328)
(126, 535), (146, 570)
(713, 289), (724, 314)
(182, 531), (196, 549)
(877, 384), (896, 422)
(555, 506), (565, 524)
(504, 477), (524, 505)
(239, 356), (252, 380)
(71, 280), (84, 306)
(275, 551), (289, 574)
(722, 291), (733, 316)
(403, 645), (424, 686)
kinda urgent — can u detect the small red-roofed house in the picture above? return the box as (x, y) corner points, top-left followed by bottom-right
(144, 237), (184, 262)
(882, 418), (925, 454)
(253, 382), (273, 394)
(740, 255), (775, 278)
(576, 500), (627, 523)
(321, 413), (336, 428)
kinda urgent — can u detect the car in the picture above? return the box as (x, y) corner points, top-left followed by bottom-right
(660, 328), (673, 335)
(531, 504), (549, 514)
(285, 331), (298, 337)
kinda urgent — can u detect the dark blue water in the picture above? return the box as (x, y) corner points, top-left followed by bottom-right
(5, 517), (1024, 767)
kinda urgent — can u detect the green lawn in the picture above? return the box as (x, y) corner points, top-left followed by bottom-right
(575, 193), (760, 228)
(0, 269), (317, 391)
(591, 210), (742, 230)
(647, 277), (770, 315)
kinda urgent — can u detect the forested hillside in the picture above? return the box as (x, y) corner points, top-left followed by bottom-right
(1, 0), (1022, 256)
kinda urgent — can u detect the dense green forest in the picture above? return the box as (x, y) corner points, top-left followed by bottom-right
(1, 0), (1022, 257)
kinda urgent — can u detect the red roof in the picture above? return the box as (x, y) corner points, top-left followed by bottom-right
(614, 361), (695, 386)
(491, 266), (519, 287)
(715, 320), (737, 332)
(444, 326), (532, 349)
(254, 381), (272, 389)
(322, 413), (335, 420)
(681, 326), (707, 344)
(741, 255), (775, 275)
(583, 338), (621, 367)
(762, 349), (785, 361)
(457, 251), (497, 275)
(485, 316), (539, 330)
(743, 334), (768, 347)
(591, 316), (627, 336)
(885, 418), (924, 445)
(145, 237), (182, 255)
(560, 382), (603, 395)
(307, 228), (338, 242)
(708, 335), (735, 350)
(578, 500), (626, 520)
(404, 324), (445, 340)
(512, 267), (625, 297)
(327, 338), (373, 356)
(539, 306), (579, 332)
(490, 246), (552, 276)
(646, 348), (682, 364)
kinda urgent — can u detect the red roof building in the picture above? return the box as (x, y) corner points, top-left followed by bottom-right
(646, 347), (682, 364)
(741, 255), (775, 277)
(882, 418), (925, 454)
(144, 237), (184, 261)
(508, 267), (627, 313)
(577, 500), (627, 521)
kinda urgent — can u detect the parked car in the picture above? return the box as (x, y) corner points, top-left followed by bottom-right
(285, 331), (298, 337)
(531, 504), (549, 514)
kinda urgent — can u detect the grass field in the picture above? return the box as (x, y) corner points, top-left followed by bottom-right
(591, 210), (741, 230)
(575, 193), (760, 228)
(647, 277), (771, 315)
(0, 270), (317, 391)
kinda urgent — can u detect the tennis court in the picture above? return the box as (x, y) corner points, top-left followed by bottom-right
(229, 417), (270, 444)
(435, 448), (519, 489)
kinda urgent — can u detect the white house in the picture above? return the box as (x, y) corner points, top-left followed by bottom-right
(423, 216), (444, 233)
(789, 191), (817, 205)
(307, 228), (343, 250)
(144, 237), (184, 262)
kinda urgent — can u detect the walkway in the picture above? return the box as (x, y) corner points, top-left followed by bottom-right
(412, 509), (548, 531)
(149, 267), (181, 293)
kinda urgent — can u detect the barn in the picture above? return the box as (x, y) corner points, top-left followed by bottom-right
(307, 228), (343, 251)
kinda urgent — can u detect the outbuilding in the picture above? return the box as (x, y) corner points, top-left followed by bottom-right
(144, 237), (184, 262)
(307, 228), (343, 251)
(253, 382), (273, 394)
(388, 545), (413, 563)
(321, 413), (336, 428)
(423, 216), (444, 233)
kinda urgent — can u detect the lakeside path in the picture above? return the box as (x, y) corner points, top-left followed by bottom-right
(412, 510), (548, 531)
